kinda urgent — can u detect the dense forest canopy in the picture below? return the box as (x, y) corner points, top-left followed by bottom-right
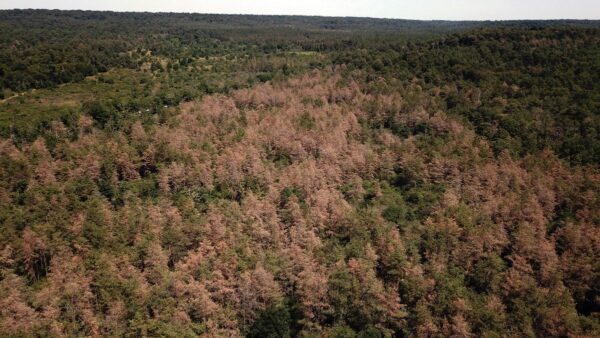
(0, 9), (599, 338)
(1, 9), (476, 92)
(2, 9), (599, 92)
(332, 27), (600, 164)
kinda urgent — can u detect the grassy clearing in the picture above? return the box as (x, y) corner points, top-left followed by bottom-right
(0, 52), (325, 140)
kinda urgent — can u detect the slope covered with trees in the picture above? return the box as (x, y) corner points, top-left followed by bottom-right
(0, 9), (599, 338)
(1, 69), (599, 337)
(333, 27), (600, 165)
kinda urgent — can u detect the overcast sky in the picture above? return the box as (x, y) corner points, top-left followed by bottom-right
(2, 0), (599, 20)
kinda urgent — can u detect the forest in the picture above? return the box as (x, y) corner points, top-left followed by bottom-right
(0, 9), (599, 337)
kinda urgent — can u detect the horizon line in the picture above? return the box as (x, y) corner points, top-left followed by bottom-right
(2, 7), (600, 22)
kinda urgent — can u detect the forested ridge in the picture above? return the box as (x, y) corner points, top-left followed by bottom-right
(0, 9), (599, 337)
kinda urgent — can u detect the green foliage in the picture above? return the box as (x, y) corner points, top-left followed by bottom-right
(1, 8), (481, 93)
(83, 100), (117, 127)
(296, 111), (316, 130)
(247, 304), (292, 338)
(334, 27), (600, 165)
(467, 256), (506, 293)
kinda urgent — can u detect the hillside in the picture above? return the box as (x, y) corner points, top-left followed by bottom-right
(0, 10), (599, 337)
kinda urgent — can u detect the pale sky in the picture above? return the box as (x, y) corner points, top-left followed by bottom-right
(2, 0), (599, 20)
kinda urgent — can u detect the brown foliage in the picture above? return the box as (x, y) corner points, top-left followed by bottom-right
(1, 69), (599, 337)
